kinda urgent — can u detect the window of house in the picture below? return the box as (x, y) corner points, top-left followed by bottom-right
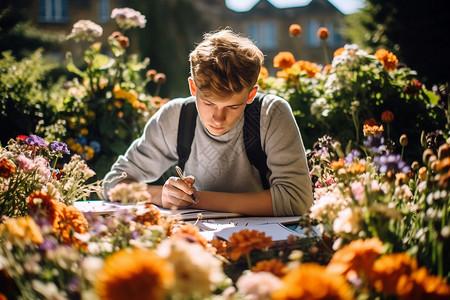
(98, 0), (110, 23)
(38, 0), (69, 23)
(306, 19), (320, 47)
(247, 21), (278, 51)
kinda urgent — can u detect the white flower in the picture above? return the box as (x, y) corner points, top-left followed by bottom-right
(111, 8), (147, 29)
(81, 256), (104, 283)
(67, 20), (103, 42)
(31, 280), (68, 300)
(333, 207), (362, 234)
(157, 238), (226, 298)
(236, 271), (282, 300)
(310, 187), (351, 223)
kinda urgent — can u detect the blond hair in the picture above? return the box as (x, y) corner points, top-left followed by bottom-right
(189, 29), (264, 98)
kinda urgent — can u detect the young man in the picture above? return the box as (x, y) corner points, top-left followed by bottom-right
(103, 29), (313, 216)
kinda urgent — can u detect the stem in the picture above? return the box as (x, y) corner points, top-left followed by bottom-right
(351, 109), (360, 145)
(321, 40), (330, 65)
(154, 83), (162, 97)
(246, 253), (252, 270)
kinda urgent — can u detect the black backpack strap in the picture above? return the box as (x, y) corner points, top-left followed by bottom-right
(244, 94), (270, 190)
(177, 97), (197, 170)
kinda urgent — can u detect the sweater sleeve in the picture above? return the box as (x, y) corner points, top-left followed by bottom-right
(102, 99), (182, 199)
(261, 96), (314, 216)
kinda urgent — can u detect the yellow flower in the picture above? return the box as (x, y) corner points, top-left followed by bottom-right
(228, 229), (274, 261)
(370, 253), (418, 295)
(252, 259), (287, 277)
(272, 263), (354, 300)
(1, 216), (43, 244)
(96, 249), (174, 300)
(327, 238), (385, 279)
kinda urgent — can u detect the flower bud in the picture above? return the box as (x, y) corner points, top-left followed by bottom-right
(438, 143), (450, 159)
(411, 161), (419, 171)
(422, 148), (434, 164)
(381, 110), (394, 122)
(399, 134), (408, 147)
(418, 166), (427, 181)
(154, 73), (167, 84)
(146, 69), (157, 80)
(289, 24), (302, 37)
(317, 27), (329, 40)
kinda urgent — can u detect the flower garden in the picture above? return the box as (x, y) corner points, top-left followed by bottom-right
(1, 7), (449, 300)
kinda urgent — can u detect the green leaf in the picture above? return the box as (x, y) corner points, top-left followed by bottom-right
(424, 89), (439, 105)
(92, 53), (114, 70)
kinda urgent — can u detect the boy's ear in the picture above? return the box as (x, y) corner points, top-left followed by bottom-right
(188, 77), (197, 96)
(247, 86), (259, 104)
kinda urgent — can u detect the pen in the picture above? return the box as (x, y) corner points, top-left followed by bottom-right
(175, 166), (197, 203)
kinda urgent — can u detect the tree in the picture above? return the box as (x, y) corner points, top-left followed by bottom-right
(344, 0), (450, 86)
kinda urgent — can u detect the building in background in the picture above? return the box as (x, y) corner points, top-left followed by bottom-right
(194, 0), (346, 75)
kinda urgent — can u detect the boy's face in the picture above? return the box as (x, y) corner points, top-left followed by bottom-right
(188, 78), (258, 136)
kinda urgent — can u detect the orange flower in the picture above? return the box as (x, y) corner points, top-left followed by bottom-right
(370, 253), (418, 295)
(54, 205), (89, 246)
(363, 124), (384, 136)
(0, 157), (16, 178)
(334, 47), (345, 57)
(150, 96), (169, 109)
(289, 24), (302, 37)
(1, 216), (44, 244)
(252, 259), (287, 277)
(27, 191), (62, 225)
(349, 162), (366, 174)
(273, 52), (296, 70)
(259, 66), (269, 79)
(96, 249), (174, 300)
(317, 27), (329, 40)
(292, 60), (320, 78)
(210, 238), (228, 257)
(323, 64), (332, 74)
(134, 203), (162, 226)
(330, 158), (346, 171)
(272, 263), (354, 300)
(327, 238), (385, 279)
(170, 222), (208, 249)
(381, 110), (394, 122)
(363, 118), (378, 126)
(375, 49), (398, 71)
(227, 229), (274, 261)
(396, 267), (450, 299)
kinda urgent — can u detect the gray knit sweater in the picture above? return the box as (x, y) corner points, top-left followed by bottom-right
(103, 93), (313, 216)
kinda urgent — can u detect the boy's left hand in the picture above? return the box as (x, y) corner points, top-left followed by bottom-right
(161, 176), (196, 208)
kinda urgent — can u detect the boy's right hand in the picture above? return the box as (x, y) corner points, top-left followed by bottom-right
(161, 176), (196, 208)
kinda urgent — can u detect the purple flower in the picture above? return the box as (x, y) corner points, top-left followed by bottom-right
(50, 141), (70, 155)
(363, 134), (386, 154)
(374, 153), (410, 174)
(345, 150), (361, 163)
(24, 134), (46, 147)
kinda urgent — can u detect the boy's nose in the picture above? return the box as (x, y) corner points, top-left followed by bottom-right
(213, 108), (226, 123)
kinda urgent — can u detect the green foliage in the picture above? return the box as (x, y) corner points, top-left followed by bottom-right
(0, 49), (65, 145)
(62, 12), (165, 178)
(259, 45), (447, 163)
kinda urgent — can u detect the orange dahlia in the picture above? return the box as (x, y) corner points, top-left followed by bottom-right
(54, 205), (89, 246)
(375, 49), (398, 71)
(381, 110), (395, 123)
(327, 238), (385, 279)
(273, 52), (296, 70)
(370, 253), (418, 295)
(252, 259), (287, 277)
(363, 123), (384, 136)
(272, 263), (354, 300)
(228, 229), (274, 261)
(170, 222), (208, 249)
(0, 157), (15, 178)
(396, 267), (450, 299)
(96, 249), (174, 300)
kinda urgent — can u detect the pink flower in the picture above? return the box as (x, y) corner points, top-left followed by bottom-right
(17, 154), (36, 172)
(350, 181), (365, 204)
